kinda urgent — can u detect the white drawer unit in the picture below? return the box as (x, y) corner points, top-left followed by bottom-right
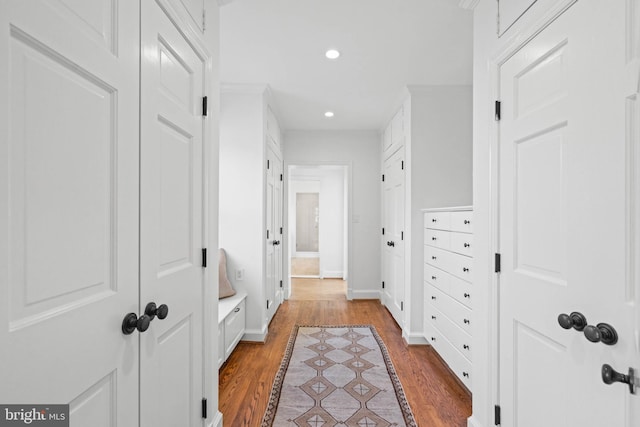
(218, 290), (248, 368)
(423, 206), (473, 390)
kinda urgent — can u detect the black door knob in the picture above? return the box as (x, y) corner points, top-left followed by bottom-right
(602, 364), (637, 394)
(584, 323), (618, 345)
(389, 241), (395, 247)
(557, 312), (588, 331)
(145, 302), (169, 321)
(122, 312), (151, 335)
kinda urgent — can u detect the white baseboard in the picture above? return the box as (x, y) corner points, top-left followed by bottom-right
(212, 411), (223, 427)
(241, 327), (267, 342)
(467, 415), (484, 427)
(351, 290), (382, 300)
(322, 270), (344, 278)
(403, 331), (427, 345)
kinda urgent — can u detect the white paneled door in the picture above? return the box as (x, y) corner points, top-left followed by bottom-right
(499, 1), (639, 426)
(383, 148), (405, 327)
(140, 0), (206, 425)
(0, 0), (140, 424)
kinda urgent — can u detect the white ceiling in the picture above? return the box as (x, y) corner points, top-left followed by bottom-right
(219, 0), (473, 131)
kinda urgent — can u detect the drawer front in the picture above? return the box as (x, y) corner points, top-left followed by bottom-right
(424, 228), (451, 250)
(427, 285), (472, 334)
(424, 245), (449, 271)
(450, 253), (473, 282)
(450, 232), (473, 257)
(450, 274), (473, 308)
(424, 211), (451, 231)
(224, 300), (245, 353)
(431, 305), (472, 362)
(424, 263), (450, 294)
(450, 210), (473, 233)
(429, 326), (472, 390)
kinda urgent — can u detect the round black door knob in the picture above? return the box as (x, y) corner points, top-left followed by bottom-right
(122, 313), (151, 335)
(145, 302), (169, 321)
(557, 312), (588, 331)
(584, 323), (618, 345)
(602, 364), (637, 393)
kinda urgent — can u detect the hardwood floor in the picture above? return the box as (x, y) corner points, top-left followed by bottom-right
(289, 278), (347, 301)
(218, 285), (472, 426)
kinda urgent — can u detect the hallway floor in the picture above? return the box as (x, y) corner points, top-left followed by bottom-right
(218, 284), (472, 426)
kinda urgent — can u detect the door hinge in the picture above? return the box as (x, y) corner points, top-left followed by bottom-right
(267, 229), (270, 239)
(382, 281), (385, 289)
(280, 280), (283, 288)
(382, 227), (385, 235)
(267, 159), (270, 169)
(401, 160), (404, 170)
(401, 301), (404, 311)
(280, 173), (283, 181)
(382, 174), (385, 182)
(494, 404), (501, 425)
(202, 8), (206, 32)
(280, 226), (283, 234)
(401, 231), (404, 240)
(202, 398), (208, 419)
(202, 248), (207, 268)
(495, 100), (501, 121)
(495, 253), (501, 273)
(202, 96), (208, 117)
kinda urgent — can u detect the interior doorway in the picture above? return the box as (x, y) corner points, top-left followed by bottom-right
(287, 164), (349, 299)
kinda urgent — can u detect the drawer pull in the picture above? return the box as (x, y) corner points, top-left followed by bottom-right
(432, 218), (437, 223)
(431, 256), (437, 260)
(463, 344), (470, 350)
(431, 337), (436, 342)
(234, 307), (241, 313)
(432, 237), (437, 241)
(464, 293), (470, 298)
(463, 372), (470, 378)
(464, 243), (470, 248)
(463, 267), (469, 272)
(431, 296), (437, 300)
(431, 276), (437, 280)
(464, 319), (470, 324)
(431, 316), (436, 320)
(464, 220), (470, 225)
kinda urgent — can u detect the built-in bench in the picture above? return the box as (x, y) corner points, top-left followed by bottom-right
(218, 290), (247, 368)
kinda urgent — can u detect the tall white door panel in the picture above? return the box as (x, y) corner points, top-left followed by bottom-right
(383, 148), (405, 327)
(140, 1), (205, 425)
(0, 0), (140, 425)
(274, 156), (284, 305)
(499, 1), (639, 426)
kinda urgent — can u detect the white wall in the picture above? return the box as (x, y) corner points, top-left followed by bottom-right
(284, 131), (380, 299)
(289, 166), (346, 278)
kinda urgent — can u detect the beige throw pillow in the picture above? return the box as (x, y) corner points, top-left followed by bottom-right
(218, 248), (236, 299)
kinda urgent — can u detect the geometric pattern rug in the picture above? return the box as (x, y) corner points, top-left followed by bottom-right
(261, 325), (417, 426)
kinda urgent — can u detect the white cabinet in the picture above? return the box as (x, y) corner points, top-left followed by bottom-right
(423, 207), (473, 390)
(218, 291), (247, 368)
(219, 85), (284, 342)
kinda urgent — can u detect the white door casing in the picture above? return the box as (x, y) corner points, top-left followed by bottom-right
(0, 0), (140, 425)
(498, 1), (639, 426)
(140, 0), (207, 425)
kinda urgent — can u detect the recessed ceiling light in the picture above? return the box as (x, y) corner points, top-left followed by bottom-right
(325, 49), (340, 60)
(324, 111), (334, 118)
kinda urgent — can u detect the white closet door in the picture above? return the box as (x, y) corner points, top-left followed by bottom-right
(140, 1), (205, 425)
(265, 148), (277, 321)
(499, 1), (638, 426)
(0, 0), (140, 425)
(274, 156), (284, 305)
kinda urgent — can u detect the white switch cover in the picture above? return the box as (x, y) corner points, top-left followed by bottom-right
(236, 269), (244, 281)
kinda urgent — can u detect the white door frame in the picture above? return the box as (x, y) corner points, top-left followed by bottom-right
(284, 161), (352, 299)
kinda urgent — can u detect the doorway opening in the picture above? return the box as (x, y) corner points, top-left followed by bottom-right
(287, 164), (349, 300)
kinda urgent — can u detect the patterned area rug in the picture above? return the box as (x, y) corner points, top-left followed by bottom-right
(261, 325), (417, 426)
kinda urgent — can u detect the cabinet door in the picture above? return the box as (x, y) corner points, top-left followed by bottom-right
(0, 1), (139, 424)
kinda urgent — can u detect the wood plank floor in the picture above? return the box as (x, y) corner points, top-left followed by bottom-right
(218, 282), (472, 426)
